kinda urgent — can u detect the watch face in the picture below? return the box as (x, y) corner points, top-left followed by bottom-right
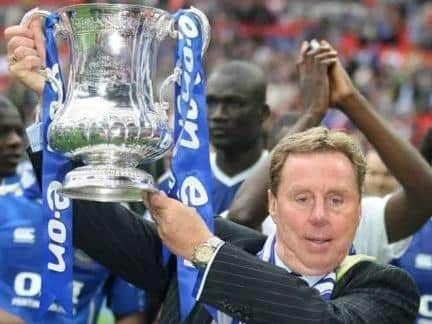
(195, 244), (214, 263)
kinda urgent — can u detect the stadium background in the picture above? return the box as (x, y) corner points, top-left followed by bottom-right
(0, 0), (431, 323)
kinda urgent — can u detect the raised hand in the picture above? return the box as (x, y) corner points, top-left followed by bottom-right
(4, 18), (46, 96)
(320, 40), (358, 108)
(297, 40), (337, 116)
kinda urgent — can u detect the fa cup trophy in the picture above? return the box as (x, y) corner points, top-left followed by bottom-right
(21, 4), (210, 202)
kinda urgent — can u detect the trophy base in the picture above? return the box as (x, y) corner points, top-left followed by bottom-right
(59, 165), (157, 202)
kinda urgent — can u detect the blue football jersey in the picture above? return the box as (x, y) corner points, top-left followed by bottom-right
(0, 160), (33, 196)
(0, 171), (146, 323)
(158, 151), (268, 214)
(106, 276), (147, 317)
(391, 219), (432, 323)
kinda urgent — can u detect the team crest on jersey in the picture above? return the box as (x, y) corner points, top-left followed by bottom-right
(415, 253), (432, 270)
(13, 228), (35, 244)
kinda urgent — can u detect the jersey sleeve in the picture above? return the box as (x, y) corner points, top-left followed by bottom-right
(353, 195), (412, 264)
(106, 277), (147, 317)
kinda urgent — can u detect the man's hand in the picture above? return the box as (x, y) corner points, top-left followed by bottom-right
(297, 40), (336, 117)
(323, 41), (358, 107)
(4, 18), (46, 96)
(142, 191), (212, 261)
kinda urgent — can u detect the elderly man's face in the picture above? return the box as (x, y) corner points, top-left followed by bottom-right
(268, 151), (361, 276)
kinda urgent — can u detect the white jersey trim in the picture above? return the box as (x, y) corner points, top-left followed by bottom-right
(210, 151), (269, 187)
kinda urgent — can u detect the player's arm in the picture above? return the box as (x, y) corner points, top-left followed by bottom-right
(419, 127), (432, 163)
(325, 41), (432, 243)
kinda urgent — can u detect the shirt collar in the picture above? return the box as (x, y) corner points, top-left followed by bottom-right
(274, 246), (330, 287)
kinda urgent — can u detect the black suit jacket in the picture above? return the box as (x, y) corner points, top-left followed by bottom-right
(72, 200), (419, 324)
(28, 149), (418, 322)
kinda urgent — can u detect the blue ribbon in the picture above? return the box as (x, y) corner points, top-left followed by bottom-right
(164, 10), (214, 322)
(39, 13), (74, 317)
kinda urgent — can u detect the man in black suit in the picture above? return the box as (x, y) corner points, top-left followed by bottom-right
(5, 20), (419, 323)
(67, 127), (419, 323)
(229, 41), (432, 257)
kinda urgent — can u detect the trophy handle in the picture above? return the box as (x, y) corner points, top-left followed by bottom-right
(20, 7), (51, 26)
(184, 6), (211, 55)
(168, 6), (211, 56)
(158, 67), (181, 115)
(20, 8), (64, 122)
(156, 7), (210, 118)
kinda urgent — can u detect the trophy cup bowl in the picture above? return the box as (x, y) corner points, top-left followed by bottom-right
(21, 4), (210, 202)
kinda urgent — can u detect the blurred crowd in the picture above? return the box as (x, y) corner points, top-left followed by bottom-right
(0, 0), (431, 148)
(193, 0), (432, 147)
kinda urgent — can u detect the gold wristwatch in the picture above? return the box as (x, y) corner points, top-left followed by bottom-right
(192, 236), (224, 269)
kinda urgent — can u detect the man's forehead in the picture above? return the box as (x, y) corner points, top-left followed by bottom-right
(285, 150), (352, 166)
(0, 110), (23, 126)
(207, 72), (261, 97)
(281, 152), (358, 185)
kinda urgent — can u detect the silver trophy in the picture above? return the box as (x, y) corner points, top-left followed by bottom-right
(21, 4), (210, 202)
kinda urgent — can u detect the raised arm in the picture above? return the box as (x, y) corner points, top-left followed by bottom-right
(26, 148), (169, 293)
(73, 200), (169, 292)
(229, 40), (432, 243)
(326, 45), (432, 242)
(419, 127), (432, 163)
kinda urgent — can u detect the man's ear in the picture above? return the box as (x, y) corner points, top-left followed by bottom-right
(356, 201), (362, 228)
(268, 189), (278, 224)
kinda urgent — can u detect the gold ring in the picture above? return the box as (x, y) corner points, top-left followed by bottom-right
(8, 54), (19, 66)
